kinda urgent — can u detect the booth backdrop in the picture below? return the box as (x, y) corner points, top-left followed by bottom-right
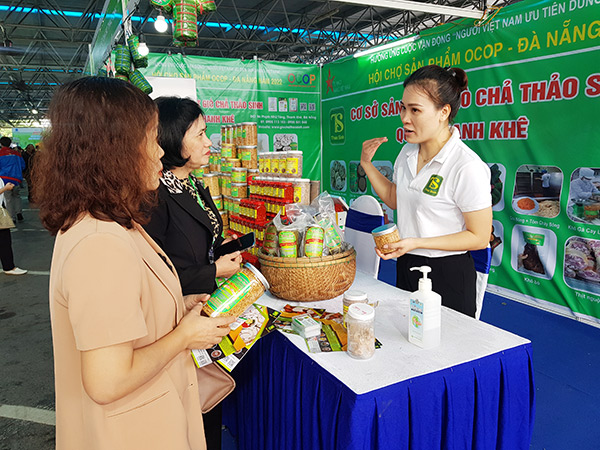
(320, 0), (600, 325)
(141, 54), (321, 181)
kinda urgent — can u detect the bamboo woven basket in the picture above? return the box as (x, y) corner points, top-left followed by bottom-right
(257, 246), (356, 301)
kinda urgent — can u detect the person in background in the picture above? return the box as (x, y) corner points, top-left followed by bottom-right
(0, 178), (27, 275)
(22, 144), (37, 202)
(361, 65), (492, 318)
(570, 167), (599, 201)
(144, 96), (242, 450)
(0, 136), (25, 222)
(33, 77), (236, 450)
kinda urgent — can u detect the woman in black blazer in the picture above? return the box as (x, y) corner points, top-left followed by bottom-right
(145, 97), (242, 297)
(144, 97), (242, 450)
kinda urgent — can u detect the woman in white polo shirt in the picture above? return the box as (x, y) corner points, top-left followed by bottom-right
(361, 65), (492, 317)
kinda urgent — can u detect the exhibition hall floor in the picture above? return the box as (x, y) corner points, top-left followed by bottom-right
(1, 197), (599, 450)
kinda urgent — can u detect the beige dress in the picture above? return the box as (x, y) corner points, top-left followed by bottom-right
(49, 215), (234, 450)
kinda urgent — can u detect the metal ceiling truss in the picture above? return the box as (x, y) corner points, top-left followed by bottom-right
(0, 0), (518, 127)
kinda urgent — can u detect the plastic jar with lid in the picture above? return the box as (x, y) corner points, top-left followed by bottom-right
(240, 122), (257, 146)
(223, 196), (232, 213)
(372, 223), (401, 255)
(232, 167), (248, 184)
(227, 157), (241, 169)
(291, 178), (311, 205)
(212, 195), (223, 211)
(203, 173), (220, 196)
(346, 303), (375, 359)
(221, 143), (234, 158)
(259, 152), (270, 173)
(343, 290), (369, 326)
(231, 182), (248, 199)
(219, 209), (229, 227)
(239, 145), (258, 169)
(221, 158), (233, 173)
(220, 125), (228, 145)
(247, 169), (259, 183)
(286, 151), (303, 177)
(278, 151), (288, 176)
(271, 153), (281, 174)
(222, 173), (232, 196)
(230, 197), (241, 215)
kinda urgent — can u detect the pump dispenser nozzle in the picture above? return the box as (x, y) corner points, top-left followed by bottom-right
(410, 265), (433, 291)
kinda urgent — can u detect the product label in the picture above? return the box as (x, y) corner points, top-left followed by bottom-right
(294, 186), (302, 203)
(241, 149), (251, 161)
(304, 226), (324, 257)
(409, 297), (424, 342)
(232, 171), (246, 183)
(207, 271), (252, 314)
(287, 158), (299, 175)
(279, 230), (298, 257)
(523, 232), (545, 246)
(263, 158), (271, 173)
(221, 146), (232, 158)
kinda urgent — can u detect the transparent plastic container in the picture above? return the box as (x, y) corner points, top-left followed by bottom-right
(346, 303), (375, 360)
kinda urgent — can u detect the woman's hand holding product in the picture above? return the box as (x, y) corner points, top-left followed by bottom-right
(215, 250), (243, 278)
(183, 293), (210, 311)
(376, 237), (418, 259)
(178, 305), (235, 349)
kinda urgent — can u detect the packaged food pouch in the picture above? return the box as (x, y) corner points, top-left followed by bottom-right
(316, 214), (343, 255)
(304, 225), (324, 258)
(262, 222), (279, 256)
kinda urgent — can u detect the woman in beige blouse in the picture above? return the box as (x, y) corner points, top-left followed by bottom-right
(33, 77), (235, 450)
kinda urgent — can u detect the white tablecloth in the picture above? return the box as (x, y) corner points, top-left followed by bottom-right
(257, 270), (530, 395)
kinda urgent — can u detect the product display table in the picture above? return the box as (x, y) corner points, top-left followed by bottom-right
(222, 272), (535, 450)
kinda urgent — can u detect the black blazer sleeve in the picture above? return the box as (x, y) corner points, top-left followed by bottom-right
(144, 184), (221, 295)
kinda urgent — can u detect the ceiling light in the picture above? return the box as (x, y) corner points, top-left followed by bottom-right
(138, 34), (149, 56)
(354, 35), (419, 58)
(154, 14), (168, 33)
(32, 108), (38, 114)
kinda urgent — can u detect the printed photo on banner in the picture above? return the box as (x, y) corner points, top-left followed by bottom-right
(511, 165), (562, 218)
(564, 237), (600, 295)
(567, 167), (600, 225)
(511, 225), (557, 280)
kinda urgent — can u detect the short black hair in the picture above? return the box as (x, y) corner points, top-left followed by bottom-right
(0, 136), (12, 147)
(155, 97), (204, 170)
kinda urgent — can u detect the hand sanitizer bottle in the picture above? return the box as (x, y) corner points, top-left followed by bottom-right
(408, 266), (441, 349)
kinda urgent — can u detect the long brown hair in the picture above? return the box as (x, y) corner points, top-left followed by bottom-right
(33, 77), (158, 235)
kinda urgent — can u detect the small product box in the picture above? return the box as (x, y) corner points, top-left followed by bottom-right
(291, 314), (322, 339)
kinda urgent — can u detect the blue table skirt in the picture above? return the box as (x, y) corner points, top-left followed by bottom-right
(223, 331), (535, 450)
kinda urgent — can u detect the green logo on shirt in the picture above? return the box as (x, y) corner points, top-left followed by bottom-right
(423, 175), (443, 196)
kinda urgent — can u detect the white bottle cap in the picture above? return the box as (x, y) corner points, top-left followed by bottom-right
(343, 290), (368, 302)
(348, 303), (375, 321)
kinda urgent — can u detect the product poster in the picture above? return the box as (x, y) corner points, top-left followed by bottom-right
(321, 0), (600, 324)
(141, 54), (321, 181)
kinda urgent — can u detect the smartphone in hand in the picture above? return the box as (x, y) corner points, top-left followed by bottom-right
(214, 232), (255, 259)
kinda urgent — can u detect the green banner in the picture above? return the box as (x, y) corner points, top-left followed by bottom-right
(84, 0), (126, 75)
(11, 127), (43, 147)
(321, 0), (600, 324)
(141, 54), (321, 181)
